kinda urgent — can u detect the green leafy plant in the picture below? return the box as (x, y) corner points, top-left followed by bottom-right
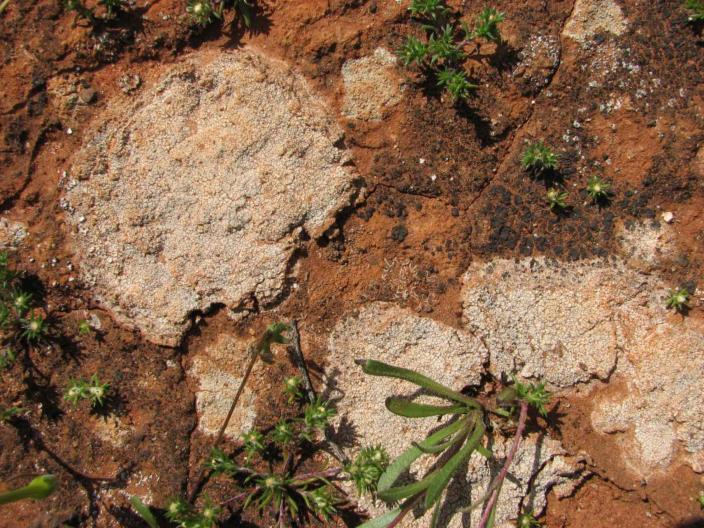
(130, 496), (159, 528)
(586, 175), (611, 202)
(685, 0), (704, 21)
(666, 287), (690, 312)
(64, 374), (110, 408)
(521, 141), (559, 174)
(187, 0), (219, 26)
(0, 348), (15, 371)
(546, 188), (568, 211)
(0, 406), (23, 423)
(0, 474), (57, 504)
(408, 0), (448, 22)
(99, 0), (126, 17)
(355, 360), (550, 528)
(437, 68), (476, 101)
(698, 489), (704, 509)
(469, 7), (505, 42)
(20, 313), (46, 342)
(187, 0), (254, 28)
(132, 322), (390, 527)
(398, 3), (505, 102)
(517, 511), (543, 527)
(78, 319), (93, 335)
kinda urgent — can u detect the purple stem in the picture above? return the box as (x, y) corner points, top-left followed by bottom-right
(477, 401), (529, 528)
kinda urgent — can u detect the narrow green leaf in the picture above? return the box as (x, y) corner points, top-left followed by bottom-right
(430, 496), (442, 528)
(424, 415), (485, 509)
(412, 419), (471, 454)
(356, 507), (402, 528)
(130, 496), (158, 528)
(378, 472), (435, 503)
(356, 359), (479, 407)
(385, 398), (471, 418)
(476, 444), (492, 458)
(378, 419), (466, 492)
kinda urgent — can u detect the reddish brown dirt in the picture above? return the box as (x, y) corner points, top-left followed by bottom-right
(1, 0), (703, 527)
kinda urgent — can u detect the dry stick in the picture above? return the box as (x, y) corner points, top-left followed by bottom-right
(477, 401), (529, 528)
(188, 342), (259, 502)
(288, 319), (349, 465)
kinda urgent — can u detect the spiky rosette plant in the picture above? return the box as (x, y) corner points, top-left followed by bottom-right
(398, 2), (505, 102)
(131, 322), (391, 528)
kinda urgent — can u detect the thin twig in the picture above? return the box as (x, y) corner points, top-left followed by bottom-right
(288, 320), (315, 405)
(288, 319), (349, 465)
(477, 401), (529, 528)
(188, 342), (259, 502)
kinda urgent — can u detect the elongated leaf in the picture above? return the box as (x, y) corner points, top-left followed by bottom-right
(378, 472), (436, 502)
(129, 496), (158, 528)
(385, 398), (471, 418)
(356, 359), (478, 407)
(413, 418), (471, 454)
(356, 507), (402, 528)
(430, 496), (442, 528)
(476, 444), (492, 458)
(424, 414), (485, 509)
(378, 419), (466, 492)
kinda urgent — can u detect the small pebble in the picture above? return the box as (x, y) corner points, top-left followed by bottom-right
(662, 211), (674, 223)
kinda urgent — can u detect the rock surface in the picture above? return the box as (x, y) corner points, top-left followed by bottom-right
(325, 303), (581, 526)
(616, 220), (679, 272)
(562, 0), (628, 44)
(341, 47), (403, 121)
(462, 257), (704, 478)
(63, 49), (359, 345)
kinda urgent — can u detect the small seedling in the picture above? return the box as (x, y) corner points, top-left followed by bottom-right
(518, 511), (543, 527)
(12, 291), (31, 315)
(470, 7), (505, 42)
(685, 0), (704, 21)
(77, 319), (92, 335)
(0, 406), (23, 423)
(0, 348), (15, 370)
(586, 175), (611, 202)
(345, 445), (389, 495)
(187, 0), (219, 26)
(666, 287), (690, 312)
(399, 36), (428, 66)
(408, 0), (448, 22)
(437, 68), (476, 100)
(165, 497), (220, 528)
(698, 490), (704, 509)
(20, 313), (46, 342)
(522, 141), (559, 173)
(99, 0), (126, 17)
(546, 188), (568, 211)
(427, 25), (463, 65)
(398, 2), (504, 102)
(0, 474), (57, 505)
(502, 378), (552, 417)
(283, 375), (303, 403)
(64, 374), (110, 408)
(63, 0), (95, 21)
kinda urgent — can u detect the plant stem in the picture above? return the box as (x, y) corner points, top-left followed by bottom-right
(477, 401), (529, 528)
(289, 319), (348, 465)
(387, 493), (424, 528)
(214, 343), (259, 448)
(188, 342), (259, 502)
